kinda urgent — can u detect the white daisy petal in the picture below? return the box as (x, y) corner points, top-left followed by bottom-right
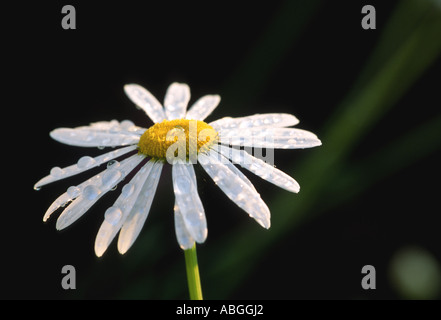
(174, 201), (196, 250)
(55, 155), (144, 230)
(124, 84), (166, 123)
(117, 161), (163, 254)
(199, 152), (271, 229)
(43, 190), (76, 222)
(94, 160), (156, 257)
(50, 123), (140, 148)
(207, 147), (257, 192)
(209, 113), (299, 131)
(164, 82), (191, 120)
(87, 119), (146, 135)
(185, 95), (221, 121)
(219, 127), (322, 149)
(172, 161), (207, 243)
(42, 167), (107, 222)
(214, 144), (300, 193)
(34, 145), (137, 190)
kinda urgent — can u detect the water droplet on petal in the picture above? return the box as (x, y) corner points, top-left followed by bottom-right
(98, 146), (105, 150)
(83, 185), (100, 200)
(107, 160), (120, 169)
(104, 206), (122, 226)
(120, 120), (135, 130)
(85, 133), (95, 142)
(67, 186), (81, 199)
(253, 119), (262, 126)
(77, 156), (96, 169)
(121, 183), (135, 199)
(50, 167), (64, 177)
(102, 169), (122, 188)
(272, 116), (281, 123)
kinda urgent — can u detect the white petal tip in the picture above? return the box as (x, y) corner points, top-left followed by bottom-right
(55, 219), (68, 231)
(123, 84), (136, 92)
(49, 128), (62, 140)
(117, 240), (132, 255)
(118, 246), (129, 255)
(254, 216), (271, 229)
(289, 186), (300, 193)
(260, 219), (271, 229)
(299, 138), (322, 149)
(288, 182), (300, 193)
(94, 248), (105, 258)
(43, 207), (57, 222)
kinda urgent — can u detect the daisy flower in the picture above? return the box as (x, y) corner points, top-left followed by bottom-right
(34, 82), (321, 258)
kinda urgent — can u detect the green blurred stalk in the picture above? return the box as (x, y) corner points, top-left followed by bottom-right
(184, 244), (203, 300)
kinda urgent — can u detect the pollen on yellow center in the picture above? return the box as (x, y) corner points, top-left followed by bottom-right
(138, 119), (218, 160)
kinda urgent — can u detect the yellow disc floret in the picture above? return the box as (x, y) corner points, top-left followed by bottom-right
(138, 119), (218, 160)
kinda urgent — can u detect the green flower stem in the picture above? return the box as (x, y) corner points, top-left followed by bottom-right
(184, 243), (203, 300)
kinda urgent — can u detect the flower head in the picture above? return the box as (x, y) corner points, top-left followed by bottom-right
(35, 82), (321, 256)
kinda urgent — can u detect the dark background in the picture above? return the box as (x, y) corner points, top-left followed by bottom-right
(3, 0), (441, 299)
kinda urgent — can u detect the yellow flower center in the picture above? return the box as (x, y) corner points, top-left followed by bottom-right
(138, 119), (218, 161)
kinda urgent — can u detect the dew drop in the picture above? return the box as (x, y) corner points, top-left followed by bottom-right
(50, 167), (64, 177)
(237, 120), (250, 128)
(109, 119), (119, 128)
(85, 133), (95, 142)
(121, 183), (135, 199)
(97, 146), (105, 150)
(67, 186), (81, 199)
(77, 156), (96, 169)
(34, 186), (41, 191)
(272, 116), (281, 123)
(120, 120), (135, 130)
(107, 160), (120, 169)
(102, 169), (122, 188)
(104, 206), (122, 226)
(252, 119), (262, 126)
(83, 185), (100, 200)
(167, 104), (178, 111)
